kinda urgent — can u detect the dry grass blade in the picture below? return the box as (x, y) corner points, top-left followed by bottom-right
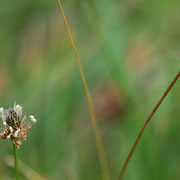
(57, 1), (110, 179)
(119, 71), (180, 180)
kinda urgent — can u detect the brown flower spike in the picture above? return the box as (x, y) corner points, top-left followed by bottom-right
(0, 103), (37, 149)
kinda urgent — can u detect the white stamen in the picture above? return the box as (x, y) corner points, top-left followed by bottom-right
(30, 115), (37, 124)
(9, 127), (13, 133)
(3, 121), (7, 126)
(7, 135), (11, 139)
(15, 104), (22, 112)
(0, 107), (4, 114)
(29, 115), (34, 119)
(14, 129), (20, 138)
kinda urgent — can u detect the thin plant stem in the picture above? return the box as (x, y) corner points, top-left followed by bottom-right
(13, 143), (19, 180)
(57, 1), (110, 179)
(5, 155), (46, 180)
(119, 71), (180, 180)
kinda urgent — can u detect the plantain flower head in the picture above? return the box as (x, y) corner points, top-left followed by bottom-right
(0, 103), (37, 149)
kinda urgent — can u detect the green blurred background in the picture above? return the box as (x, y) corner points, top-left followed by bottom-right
(0, 0), (179, 179)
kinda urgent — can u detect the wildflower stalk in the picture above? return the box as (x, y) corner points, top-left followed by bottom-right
(13, 143), (19, 180)
(57, 1), (110, 179)
(0, 103), (37, 179)
(119, 71), (180, 180)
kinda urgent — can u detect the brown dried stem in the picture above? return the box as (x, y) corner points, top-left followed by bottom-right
(57, 1), (110, 179)
(119, 71), (180, 180)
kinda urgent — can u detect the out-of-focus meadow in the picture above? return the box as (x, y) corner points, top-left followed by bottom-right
(0, 0), (179, 179)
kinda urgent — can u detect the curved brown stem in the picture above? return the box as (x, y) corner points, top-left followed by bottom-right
(119, 71), (180, 180)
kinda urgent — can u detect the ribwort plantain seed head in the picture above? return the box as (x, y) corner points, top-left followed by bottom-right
(0, 103), (37, 149)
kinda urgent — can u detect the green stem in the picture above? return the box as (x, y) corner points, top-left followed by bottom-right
(13, 143), (19, 180)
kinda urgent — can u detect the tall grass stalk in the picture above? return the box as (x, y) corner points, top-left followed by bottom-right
(57, 1), (110, 179)
(119, 71), (180, 180)
(13, 144), (19, 180)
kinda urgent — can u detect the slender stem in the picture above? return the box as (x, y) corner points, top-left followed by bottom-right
(119, 71), (180, 180)
(57, 1), (110, 180)
(13, 143), (19, 180)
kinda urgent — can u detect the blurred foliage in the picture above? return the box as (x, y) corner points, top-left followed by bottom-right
(0, 0), (179, 179)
